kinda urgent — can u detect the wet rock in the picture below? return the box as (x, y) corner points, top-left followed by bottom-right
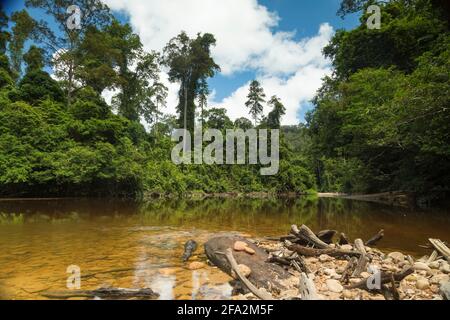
(414, 262), (431, 272)
(326, 279), (344, 293)
(416, 278), (430, 290)
(158, 268), (179, 276)
(244, 247), (256, 255)
(388, 252), (405, 262)
(188, 262), (206, 270)
(234, 241), (248, 252)
(440, 282), (450, 300)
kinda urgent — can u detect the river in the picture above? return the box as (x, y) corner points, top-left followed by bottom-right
(0, 197), (449, 300)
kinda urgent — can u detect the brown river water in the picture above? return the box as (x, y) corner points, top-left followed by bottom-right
(0, 197), (449, 300)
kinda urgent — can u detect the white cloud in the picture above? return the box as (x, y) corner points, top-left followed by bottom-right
(103, 0), (334, 125)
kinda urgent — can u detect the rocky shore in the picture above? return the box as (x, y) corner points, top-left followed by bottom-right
(202, 226), (450, 301)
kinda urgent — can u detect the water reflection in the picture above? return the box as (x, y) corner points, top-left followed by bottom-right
(0, 197), (449, 300)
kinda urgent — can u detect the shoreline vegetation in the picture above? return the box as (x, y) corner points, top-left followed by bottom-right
(0, 0), (449, 203)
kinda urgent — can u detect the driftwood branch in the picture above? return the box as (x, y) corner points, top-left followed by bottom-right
(316, 230), (337, 244)
(346, 268), (414, 291)
(339, 233), (350, 245)
(287, 243), (361, 259)
(299, 273), (320, 300)
(429, 239), (450, 262)
(341, 257), (358, 285)
(291, 225), (330, 249)
(352, 239), (369, 277)
(224, 248), (275, 300)
(365, 230), (385, 246)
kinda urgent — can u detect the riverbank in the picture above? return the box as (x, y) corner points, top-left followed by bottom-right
(202, 225), (450, 301)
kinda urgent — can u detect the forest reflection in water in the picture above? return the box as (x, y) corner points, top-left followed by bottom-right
(0, 197), (449, 300)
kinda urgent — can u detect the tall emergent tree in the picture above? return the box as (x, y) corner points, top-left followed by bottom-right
(9, 10), (36, 78)
(245, 80), (266, 126)
(267, 95), (286, 129)
(162, 32), (220, 132)
(25, 0), (111, 106)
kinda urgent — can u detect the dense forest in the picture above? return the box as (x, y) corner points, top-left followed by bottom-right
(0, 0), (448, 202)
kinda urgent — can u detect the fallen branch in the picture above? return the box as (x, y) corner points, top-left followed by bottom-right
(365, 230), (385, 246)
(290, 255), (311, 274)
(339, 233), (350, 245)
(224, 248), (275, 300)
(352, 239), (369, 277)
(41, 287), (159, 299)
(346, 267), (414, 291)
(287, 243), (361, 259)
(299, 273), (320, 300)
(429, 239), (450, 262)
(316, 230), (337, 244)
(291, 225), (330, 249)
(427, 251), (439, 264)
(341, 257), (358, 285)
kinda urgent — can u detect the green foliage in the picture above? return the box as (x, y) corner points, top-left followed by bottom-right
(245, 80), (266, 126)
(306, 0), (450, 197)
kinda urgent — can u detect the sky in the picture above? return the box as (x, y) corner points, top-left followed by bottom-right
(3, 0), (360, 125)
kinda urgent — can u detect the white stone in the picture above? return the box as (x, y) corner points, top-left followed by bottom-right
(388, 252), (405, 262)
(414, 262), (431, 272)
(326, 279), (344, 293)
(319, 254), (333, 263)
(341, 245), (353, 251)
(416, 278), (430, 290)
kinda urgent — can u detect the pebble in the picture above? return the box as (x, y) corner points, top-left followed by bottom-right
(440, 282), (450, 300)
(414, 262), (431, 272)
(430, 274), (450, 285)
(342, 290), (355, 299)
(405, 274), (418, 282)
(429, 261), (441, 269)
(440, 263), (450, 274)
(340, 245), (353, 251)
(323, 268), (337, 276)
(158, 268), (179, 276)
(360, 272), (371, 279)
(416, 278), (430, 290)
(326, 279), (344, 293)
(388, 252), (405, 262)
(188, 262), (206, 270)
(234, 241), (248, 251)
(319, 254), (333, 263)
(244, 247), (256, 255)
(237, 264), (252, 278)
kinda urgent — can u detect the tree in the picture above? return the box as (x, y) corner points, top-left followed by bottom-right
(162, 32), (220, 132)
(234, 117), (253, 130)
(16, 48), (65, 105)
(25, 0), (111, 106)
(23, 45), (44, 72)
(9, 10), (36, 78)
(245, 80), (266, 126)
(267, 95), (286, 129)
(0, 5), (10, 54)
(205, 108), (233, 129)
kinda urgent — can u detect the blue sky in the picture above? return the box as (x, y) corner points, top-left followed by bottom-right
(3, 0), (360, 124)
